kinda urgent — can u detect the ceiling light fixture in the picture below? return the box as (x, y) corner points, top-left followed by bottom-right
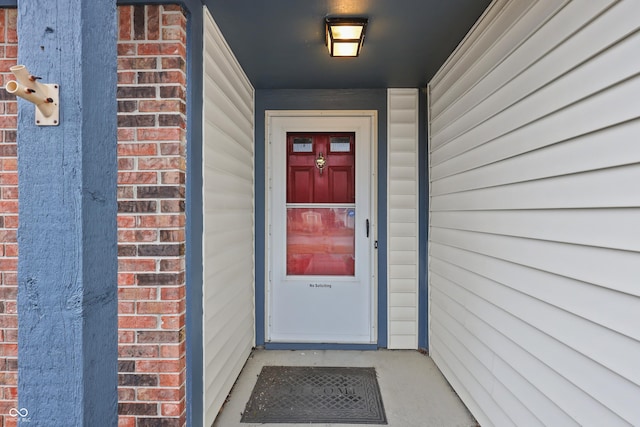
(325, 17), (368, 57)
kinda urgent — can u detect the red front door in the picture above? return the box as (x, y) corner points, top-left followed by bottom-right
(287, 133), (355, 203)
(286, 133), (356, 276)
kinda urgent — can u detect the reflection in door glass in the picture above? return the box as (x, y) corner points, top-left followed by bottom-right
(287, 208), (355, 276)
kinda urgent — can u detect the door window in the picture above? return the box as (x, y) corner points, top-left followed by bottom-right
(286, 133), (356, 276)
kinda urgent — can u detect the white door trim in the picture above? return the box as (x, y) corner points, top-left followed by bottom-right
(265, 110), (378, 343)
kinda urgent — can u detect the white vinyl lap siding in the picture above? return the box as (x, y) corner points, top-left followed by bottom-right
(428, 0), (640, 426)
(202, 8), (255, 426)
(387, 89), (420, 349)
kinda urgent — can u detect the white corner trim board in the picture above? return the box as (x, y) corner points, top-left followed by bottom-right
(387, 88), (419, 350)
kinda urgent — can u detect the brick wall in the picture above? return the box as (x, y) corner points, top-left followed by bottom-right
(0, 5), (188, 427)
(116, 5), (187, 427)
(0, 8), (17, 427)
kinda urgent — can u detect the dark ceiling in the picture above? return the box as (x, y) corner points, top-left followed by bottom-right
(204, 0), (491, 90)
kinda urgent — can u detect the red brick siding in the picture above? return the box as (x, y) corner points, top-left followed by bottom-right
(0, 6), (188, 427)
(117, 5), (187, 427)
(0, 8), (18, 427)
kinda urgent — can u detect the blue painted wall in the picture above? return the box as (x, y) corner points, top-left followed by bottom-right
(16, 1), (118, 425)
(254, 89), (388, 348)
(183, 3), (204, 427)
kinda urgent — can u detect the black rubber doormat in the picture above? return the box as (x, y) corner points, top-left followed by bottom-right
(241, 366), (387, 424)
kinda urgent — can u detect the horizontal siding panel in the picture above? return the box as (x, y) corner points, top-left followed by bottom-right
(430, 243), (640, 342)
(202, 107), (252, 154)
(203, 172), (252, 197)
(431, 0), (629, 142)
(389, 292), (416, 308)
(388, 208), (417, 222)
(202, 121), (251, 162)
(389, 180), (416, 195)
(389, 195), (417, 209)
(389, 138), (419, 153)
(202, 176), (252, 202)
(389, 222), (417, 237)
(202, 29), (253, 111)
(204, 310), (253, 360)
(202, 237), (252, 277)
(389, 251), (417, 265)
(389, 321), (416, 335)
(430, 208), (640, 252)
(390, 92), (421, 109)
(428, 350), (490, 425)
(432, 275), (634, 426)
(430, 0), (545, 118)
(430, 227), (640, 296)
(434, 281), (623, 426)
(388, 125), (417, 140)
(432, 119), (640, 192)
(389, 166), (417, 180)
(389, 110), (419, 124)
(389, 236), (416, 252)
(389, 264), (417, 279)
(430, 333), (511, 427)
(204, 291), (253, 343)
(432, 59), (640, 166)
(203, 189), (252, 211)
(389, 151), (418, 167)
(202, 234), (252, 273)
(202, 74), (253, 140)
(203, 127), (252, 172)
(430, 257), (640, 392)
(204, 325), (253, 390)
(432, 72), (640, 171)
(430, 314), (543, 427)
(431, 164), (640, 211)
(202, 165), (252, 192)
(204, 324), (253, 415)
(202, 26), (253, 97)
(431, 301), (576, 427)
(202, 77), (252, 139)
(202, 211), (253, 231)
(202, 251), (250, 293)
(202, 9), (255, 426)
(388, 335), (418, 350)
(428, 1), (640, 423)
(389, 279), (419, 293)
(431, 0), (610, 133)
(203, 165), (252, 188)
(389, 307), (418, 321)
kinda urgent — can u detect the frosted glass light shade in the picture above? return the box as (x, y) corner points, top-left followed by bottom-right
(325, 18), (368, 57)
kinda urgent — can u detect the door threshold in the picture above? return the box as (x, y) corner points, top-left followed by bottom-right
(264, 343), (379, 351)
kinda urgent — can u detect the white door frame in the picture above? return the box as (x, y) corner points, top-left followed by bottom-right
(265, 110), (378, 343)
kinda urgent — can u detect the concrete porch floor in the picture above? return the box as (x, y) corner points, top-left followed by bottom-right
(213, 349), (477, 427)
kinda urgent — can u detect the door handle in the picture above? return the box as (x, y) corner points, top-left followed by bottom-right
(366, 219), (369, 238)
